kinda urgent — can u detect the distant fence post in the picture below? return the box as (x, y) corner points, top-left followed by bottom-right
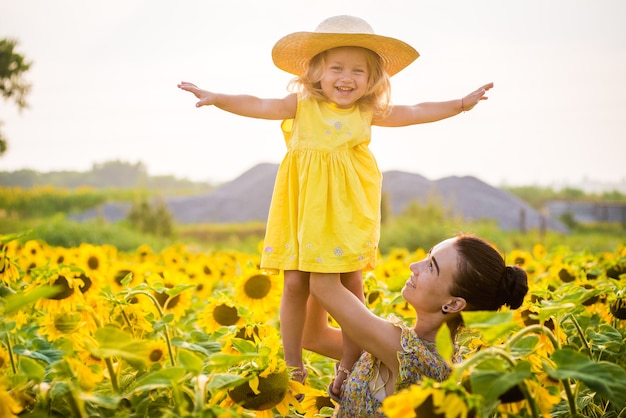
(519, 208), (526, 234)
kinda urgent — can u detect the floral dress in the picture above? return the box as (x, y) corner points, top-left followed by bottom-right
(261, 94), (381, 274)
(335, 315), (456, 418)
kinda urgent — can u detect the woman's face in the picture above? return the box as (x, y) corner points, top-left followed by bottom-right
(403, 238), (459, 313)
(319, 46), (370, 109)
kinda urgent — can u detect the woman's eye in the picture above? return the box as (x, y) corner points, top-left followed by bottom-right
(428, 262), (433, 272)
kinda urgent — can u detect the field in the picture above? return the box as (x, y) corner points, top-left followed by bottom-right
(0, 183), (625, 417)
(1, 233), (625, 417)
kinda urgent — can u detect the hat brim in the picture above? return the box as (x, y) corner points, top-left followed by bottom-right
(272, 32), (419, 77)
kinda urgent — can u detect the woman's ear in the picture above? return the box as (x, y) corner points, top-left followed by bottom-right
(445, 297), (466, 314)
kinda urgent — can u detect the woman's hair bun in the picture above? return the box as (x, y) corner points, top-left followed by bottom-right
(498, 266), (528, 309)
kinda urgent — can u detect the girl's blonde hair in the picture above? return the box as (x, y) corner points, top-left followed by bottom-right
(288, 47), (392, 118)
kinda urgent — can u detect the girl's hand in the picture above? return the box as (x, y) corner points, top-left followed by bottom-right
(461, 82), (494, 111)
(177, 81), (216, 107)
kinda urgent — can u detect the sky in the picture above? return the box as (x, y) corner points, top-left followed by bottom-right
(1, 0), (625, 190)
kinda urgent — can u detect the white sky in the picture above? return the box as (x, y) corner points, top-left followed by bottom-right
(1, 0), (625, 188)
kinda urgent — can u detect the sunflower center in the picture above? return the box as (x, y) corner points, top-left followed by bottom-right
(213, 304), (240, 326)
(244, 274), (271, 299)
(149, 348), (164, 362)
(153, 284), (180, 309)
(54, 312), (81, 333)
(114, 270), (132, 286)
(228, 371), (289, 410)
(78, 273), (93, 293)
(87, 255), (99, 270)
(49, 276), (74, 300)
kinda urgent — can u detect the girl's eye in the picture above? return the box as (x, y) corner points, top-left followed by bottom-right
(428, 261), (433, 272)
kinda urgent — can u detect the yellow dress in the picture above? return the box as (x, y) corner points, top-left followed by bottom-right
(261, 95), (381, 274)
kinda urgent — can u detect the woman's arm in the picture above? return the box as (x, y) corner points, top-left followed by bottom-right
(177, 82), (297, 120)
(373, 82), (493, 127)
(309, 273), (402, 370)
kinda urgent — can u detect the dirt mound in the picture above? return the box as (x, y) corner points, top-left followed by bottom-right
(73, 163), (567, 232)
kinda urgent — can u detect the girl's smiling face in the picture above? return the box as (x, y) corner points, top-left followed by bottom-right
(319, 46), (370, 108)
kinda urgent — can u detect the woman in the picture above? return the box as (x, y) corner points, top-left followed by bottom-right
(306, 234), (528, 417)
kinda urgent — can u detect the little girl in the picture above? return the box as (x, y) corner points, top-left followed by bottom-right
(178, 15), (493, 401)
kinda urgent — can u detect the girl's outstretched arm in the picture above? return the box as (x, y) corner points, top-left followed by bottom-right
(374, 82), (494, 127)
(177, 81), (297, 120)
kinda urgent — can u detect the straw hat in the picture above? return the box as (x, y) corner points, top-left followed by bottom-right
(272, 15), (419, 77)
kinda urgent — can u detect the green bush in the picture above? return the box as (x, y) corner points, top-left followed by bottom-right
(26, 215), (169, 251)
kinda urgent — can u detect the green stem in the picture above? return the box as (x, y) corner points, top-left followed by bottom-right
(507, 323), (578, 416)
(456, 347), (541, 418)
(4, 335), (16, 374)
(120, 307), (136, 338)
(127, 290), (175, 366)
(77, 304), (120, 393)
(67, 385), (88, 418)
(563, 313), (592, 358)
(103, 356), (119, 393)
(508, 324), (560, 349)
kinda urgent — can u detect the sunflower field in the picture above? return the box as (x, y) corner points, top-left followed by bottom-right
(0, 233), (625, 418)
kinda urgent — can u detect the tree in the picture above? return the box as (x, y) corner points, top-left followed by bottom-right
(0, 38), (32, 155)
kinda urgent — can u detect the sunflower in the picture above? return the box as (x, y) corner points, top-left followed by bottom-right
(33, 266), (88, 311)
(144, 268), (193, 320)
(17, 239), (48, 278)
(0, 345), (11, 371)
(299, 387), (336, 417)
(0, 380), (22, 418)
(234, 269), (282, 322)
(227, 369), (303, 417)
(198, 294), (245, 334)
(159, 244), (187, 270)
(111, 302), (154, 335)
(0, 245), (20, 285)
(183, 253), (221, 300)
(37, 309), (94, 344)
(374, 254), (409, 292)
(108, 262), (143, 291)
(382, 381), (477, 418)
(144, 338), (170, 367)
(66, 356), (104, 391)
(77, 243), (109, 277)
(135, 243), (155, 263)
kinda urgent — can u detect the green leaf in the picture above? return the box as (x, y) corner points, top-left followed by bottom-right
(128, 367), (188, 394)
(3, 285), (60, 314)
(120, 272), (133, 286)
(536, 300), (576, 322)
(165, 283), (195, 297)
(435, 323), (453, 362)
(12, 345), (56, 364)
(469, 361), (532, 404)
(177, 349), (204, 374)
(230, 337), (257, 354)
(19, 357), (45, 382)
(206, 373), (250, 392)
(79, 392), (123, 409)
(208, 352), (259, 368)
(90, 326), (148, 369)
(545, 348), (626, 408)
(462, 311), (520, 343)
(171, 337), (220, 356)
